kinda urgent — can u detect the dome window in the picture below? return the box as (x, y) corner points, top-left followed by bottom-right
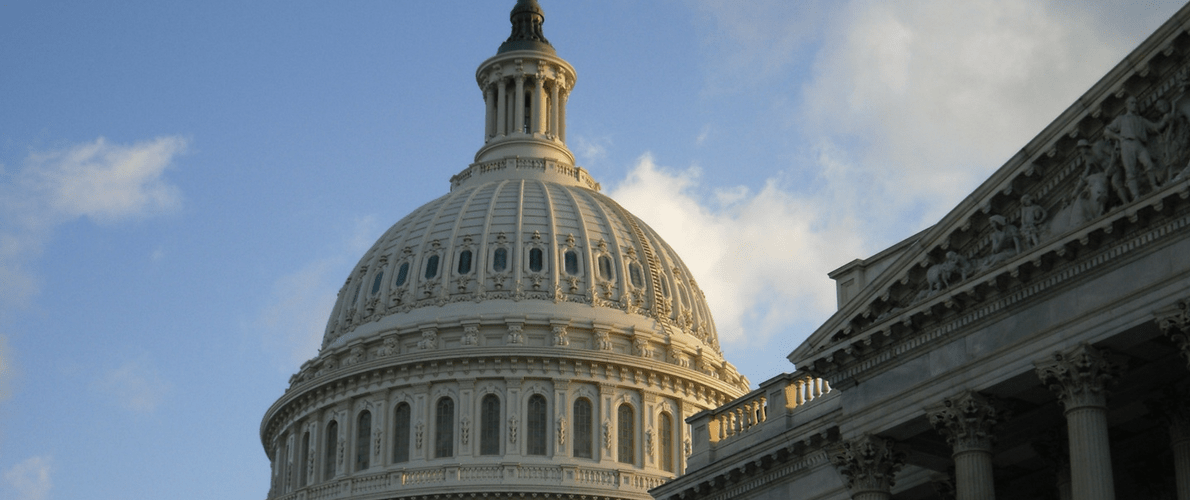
(598, 255), (613, 280)
(564, 250), (579, 276)
(435, 397), (455, 458)
(480, 394), (501, 455)
(527, 394), (548, 456)
(529, 248), (544, 272)
(370, 271), (384, 295)
(356, 410), (372, 471)
(393, 403), (411, 463)
(395, 263), (409, 287)
(617, 404), (634, 464)
(573, 398), (593, 459)
(425, 255), (440, 279)
(458, 250), (473, 275)
(299, 431), (310, 487)
(324, 420), (338, 481)
(660, 412), (674, 472)
(493, 248), (508, 272)
(629, 263), (644, 288)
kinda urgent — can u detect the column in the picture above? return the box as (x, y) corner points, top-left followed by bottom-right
(1032, 428), (1072, 500)
(514, 75), (525, 134)
(829, 434), (905, 500)
(531, 75), (545, 134)
(549, 79), (560, 139)
(1158, 299), (1190, 368)
(1151, 385), (1190, 500)
(496, 78), (508, 137)
(927, 391), (1005, 500)
(484, 85), (495, 141)
(1034, 343), (1123, 500)
(559, 89), (568, 143)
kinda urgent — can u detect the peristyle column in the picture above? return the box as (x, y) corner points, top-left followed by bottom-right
(1035, 343), (1123, 500)
(927, 391), (1005, 500)
(829, 435), (905, 500)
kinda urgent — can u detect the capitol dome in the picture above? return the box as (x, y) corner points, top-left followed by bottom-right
(261, 2), (746, 499)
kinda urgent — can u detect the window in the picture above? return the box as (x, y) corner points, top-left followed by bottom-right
(435, 397), (454, 458)
(629, 263), (644, 288)
(480, 395), (501, 455)
(564, 250), (579, 275)
(573, 398), (593, 459)
(425, 255), (440, 279)
(527, 394), (548, 456)
(370, 272), (384, 295)
(356, 411), (372, 471)
(618, 404), (634, 464)
(278, 434), (289, 492)
(493, 248), (508, 272)
(598, 256), (613, 280)
(529, 248), (543, 272)
(395, 263), (409, 287)
(457, 250), (472, 275)
(660, 412), (675, 472)
(324, 421), (338, 481)
(299, 431), (310, 487)
(393, 403), (411, 463)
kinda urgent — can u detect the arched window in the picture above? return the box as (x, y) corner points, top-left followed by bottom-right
(598, 255), (613, 280)
(660, 412), (675, 472)
(324, 420), (338, 481)
(393, 403), (411, 463)
(425, 255), (440, 279)
(457, 250), (473, 275)
(480, 394), (501, 455)
(277, 434), (289, 493)
(618, 404), (634, 464)
(564, 250), (579, 275)
(395, 262), (409, 287)
(435, 397), (455, 458)
(370, 271), (384, 295)
(493, 248), (508, 272)
(299, 431), (310, 487)
(356, 411), (371, 471)
(573, 398), (593, 459)
(527, 394), (548, 455)
(629, 263), (644, 288)
(529, 248), (544, 272)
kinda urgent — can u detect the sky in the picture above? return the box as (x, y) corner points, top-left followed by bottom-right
(0, 1), (1185, 499)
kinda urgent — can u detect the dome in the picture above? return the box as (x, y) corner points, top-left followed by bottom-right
(261, 4), (746, 499)
(323, 161), (723, 359)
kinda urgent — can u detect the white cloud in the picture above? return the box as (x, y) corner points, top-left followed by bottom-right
(256, 216), (381, 369)
(609, 155), (866, 345)
(0, 137), (186, 317)
(3, 456), (52, 500)
(94, 355), (171, 414)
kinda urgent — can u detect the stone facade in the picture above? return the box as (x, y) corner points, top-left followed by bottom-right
(259, 2), (748, 500)
(653, 4), (1190, 500)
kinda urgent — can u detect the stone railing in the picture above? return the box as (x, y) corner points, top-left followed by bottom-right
(686, 371), (837, 470)
(449, 158), (600, 191)
(270, 463), (669, 500)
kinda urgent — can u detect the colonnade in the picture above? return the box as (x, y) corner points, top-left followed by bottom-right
(481, 61), (569, 143)
(827, 303), (1190, 500)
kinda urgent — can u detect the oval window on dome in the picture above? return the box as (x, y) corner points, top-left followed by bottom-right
(598, 255), (613, 281)
(425, 255), (440, 279)
(493, 248), (508, 272)
(564, 250), (579, 276)
(395, 262), (409, 287)
(457, 250), (473, 275)
(629, 263), (643, 288)
(371, 271), (384, 295)
(529, 248), (544, 272)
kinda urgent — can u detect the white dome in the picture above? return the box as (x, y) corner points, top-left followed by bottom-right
(323, 159), (723, 358)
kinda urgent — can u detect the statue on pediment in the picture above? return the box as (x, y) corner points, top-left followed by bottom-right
(979, 215), (1021, 273)
(1019, 194), (1048, 249)
(1104, 95), (1173, 201)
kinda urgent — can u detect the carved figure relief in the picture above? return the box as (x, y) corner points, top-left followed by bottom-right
(552, 325), (569, 346)
(376, 336), (398, 357)
(509, 414), (520, 444)
(336, 439), (345, 467)
(460, 416), (471, 446)
(418, 330), (437, 350)
(594, 330), (612, 351)
(506, 324), (525, 345)
(415, 421), (425, 449)
(1018, 195), (1048, 249)
(633, 338), (652, 358)
(978, 215), (1021, 273)
(343, 346), (365, 366)
(1104, 95), (1172, 200)
(925, 251), (972, 294)
(461, 325), (479, 346)
(669, 346), (688, 368)
(373, 430), (383, 456)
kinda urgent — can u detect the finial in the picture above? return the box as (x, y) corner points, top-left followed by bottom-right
(497, 0), (555, 54)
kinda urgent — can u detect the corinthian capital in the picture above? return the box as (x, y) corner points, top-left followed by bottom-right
(927, 391), (1006, 453)
(1156, 299), (1190, 368)
(1034, 343), (1123, 411)
(829, 434), (905, 495)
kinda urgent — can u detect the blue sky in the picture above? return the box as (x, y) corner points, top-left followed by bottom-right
(0, 1), (1185, 499)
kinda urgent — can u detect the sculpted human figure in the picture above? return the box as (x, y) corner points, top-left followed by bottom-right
(1019, 194), (1048, 248)
(1104, 95), (1171, 200)
(980, 215), (1021, 272)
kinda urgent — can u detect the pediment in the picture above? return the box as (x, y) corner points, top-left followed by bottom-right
(790, 7), (1190, 379)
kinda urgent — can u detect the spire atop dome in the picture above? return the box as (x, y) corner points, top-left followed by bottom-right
(498, 0), (554, 54)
